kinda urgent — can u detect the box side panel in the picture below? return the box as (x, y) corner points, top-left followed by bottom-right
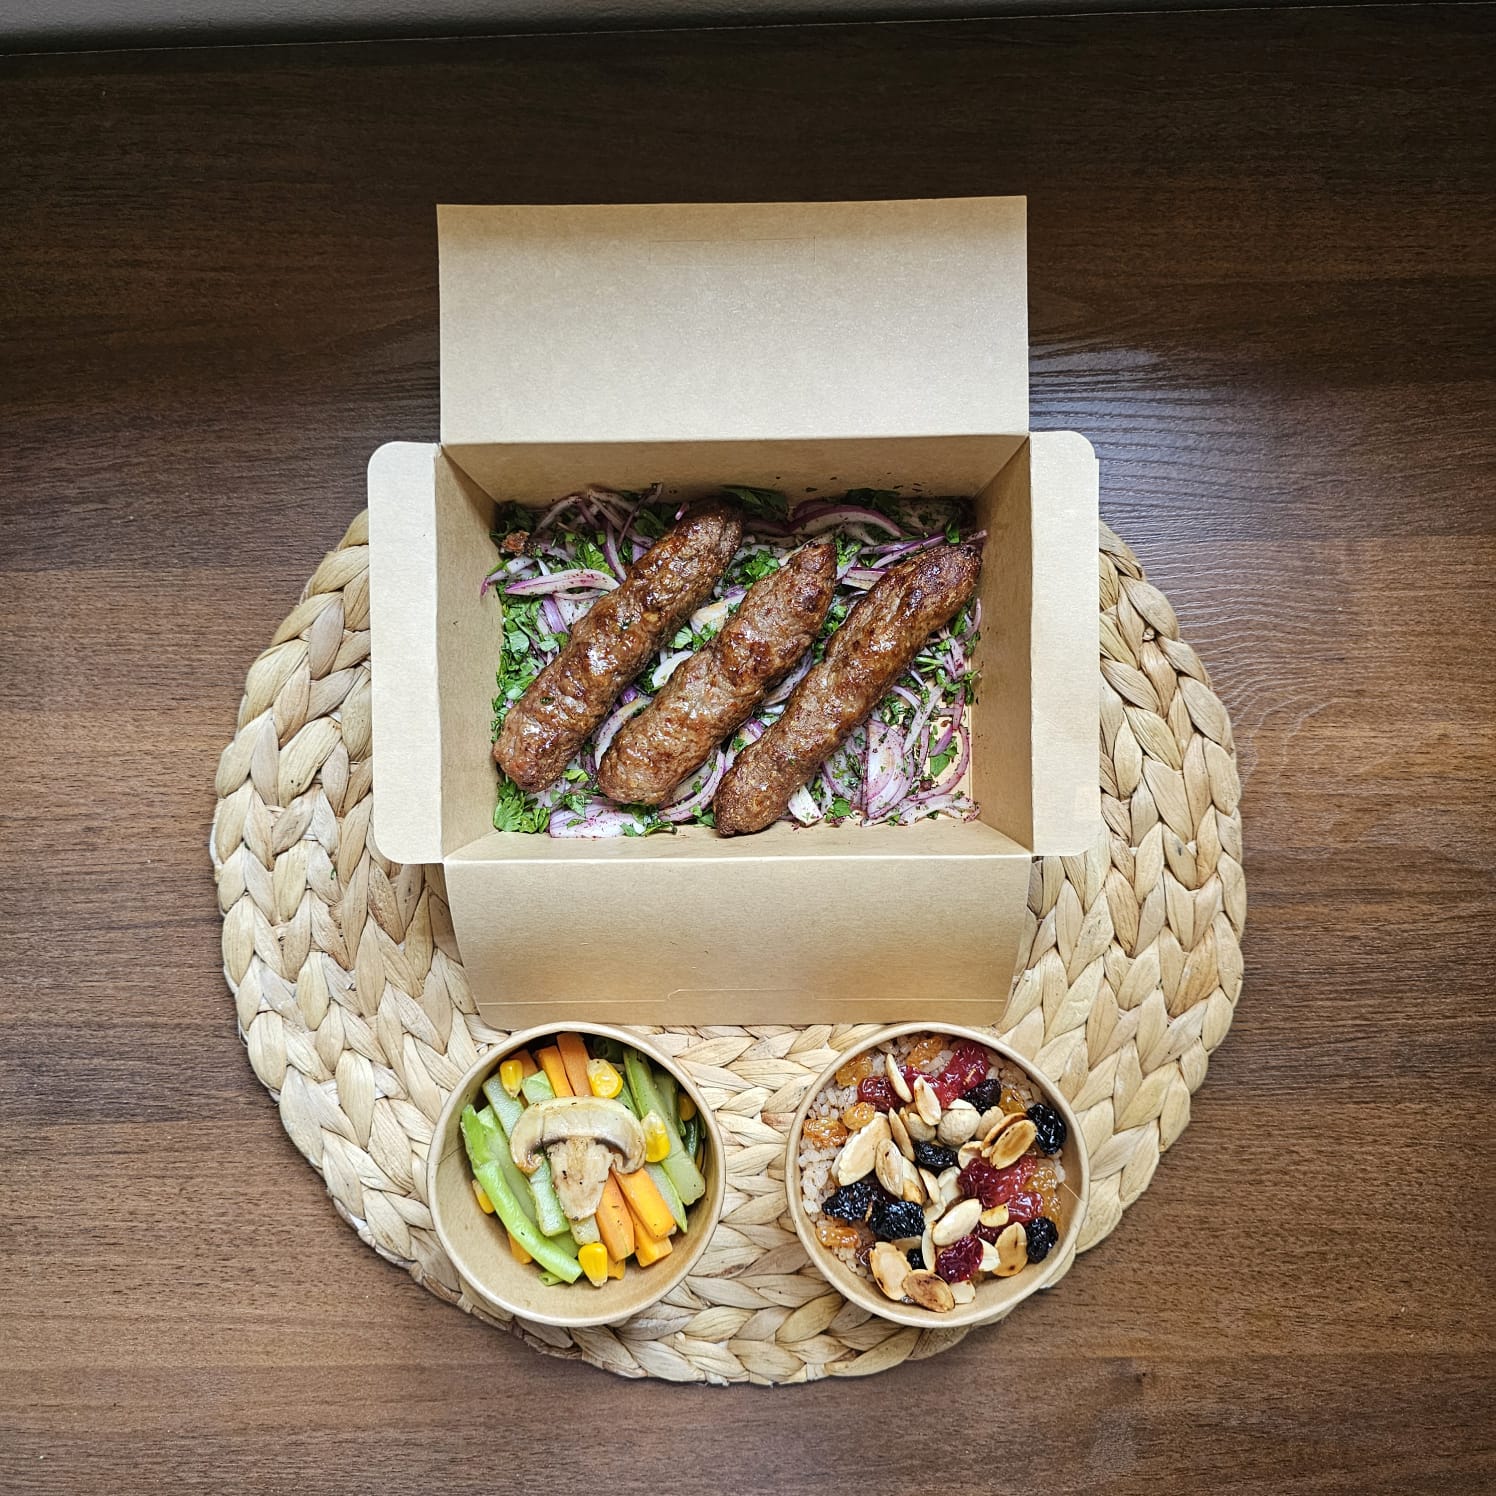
(433, 452), (506, 854)
(439, 199), (1028, 452)
(1027, 431), (1101, 855)
(368, 442), (445, 864)
(445, 842), (1030, 1026)
(445, 434), (1024, 508)
(969, 443), (1035, 848)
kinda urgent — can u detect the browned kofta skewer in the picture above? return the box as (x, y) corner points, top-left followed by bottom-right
(493, 500), (743, 793)
(712, 542), (983, 836)
(597, 538), (838, 806)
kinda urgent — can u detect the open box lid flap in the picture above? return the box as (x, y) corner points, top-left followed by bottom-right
(438, 198), (1028, 450)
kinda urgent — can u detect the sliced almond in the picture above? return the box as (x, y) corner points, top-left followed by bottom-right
(834, 1111), (890, 1185)
(979, 1204), (1010, 1229)
(913, 1076), (942, 1126)
(957, 1140), (984, 1170)
(918, 1167), (942, 1204)
(938, 1168), (963, 1210)
(921, 1221), (936, 1274)
(888, 1107), (915, 1160)
(904, 1269), (956, 1313)
(978, 1239), (1002, 1273)
(869, 1242), (912, 1302)
(937, 1099), (981, 1147)
(976, 1105), (1007, 1136)
(980, 1110), (1029, 1148)
(904, 1109), (936, 1143)
(885, 1051), (913, 1103)
(950, 1280), (977, 1304)
(931, 1196), (982, 1245)
(994, 1221), (1028, 1276)
(876, 1138), (924, 1203)
(986, 1118), (1038, 1169)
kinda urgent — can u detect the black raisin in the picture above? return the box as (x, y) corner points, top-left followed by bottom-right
(906, 1245), (926, 1270)
(913, 1141), (958, 1174)
(961, 1079), (1005, 1113)
(869, 1198), (926, 1243)
(1027, 1102), (1068, 1155)
(1025, 1216), (1059, 1262)
(822, 1179), (880, 1224)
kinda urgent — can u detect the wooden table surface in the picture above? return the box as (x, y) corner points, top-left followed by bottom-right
(2, 6), (1493, 1492)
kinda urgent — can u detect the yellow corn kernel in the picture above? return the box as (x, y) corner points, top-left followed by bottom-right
(606, 1256), (626, 1281)
(499, 1058), (526, 1097)
(586, 1058), (623, 1099)
(678, 1092), (697, 1121)
(642, 1112), (671, 1164)
(471, 1178), (494, 1214)
(507, 1230), (532, 1265)
(578, 1241), (609, 1287)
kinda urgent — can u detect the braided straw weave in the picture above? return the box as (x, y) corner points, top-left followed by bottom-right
(210, 512), (1244, 1384)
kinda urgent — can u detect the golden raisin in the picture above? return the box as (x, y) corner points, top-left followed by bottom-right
(804, 1117), (849, 1150)
(842, 1101), (876, 1132)
(1027, 1157), (1064, 1218)
(999, 1084), (1029, 1114)
(904, 1035), (946, 1068)
(835, 1052), (875, 1087)
(816, 1217), (871, 1255)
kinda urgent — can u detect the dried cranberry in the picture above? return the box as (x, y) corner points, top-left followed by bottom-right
(1000, 1190), (1046, 1225)
(957, 1158), (1002, 1207)
(934, 1234), (983, 1283)
(932, 1041), (990, 1105)
(858, 1074), (895, 1111)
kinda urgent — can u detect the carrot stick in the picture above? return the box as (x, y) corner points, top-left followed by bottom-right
(535, 1045), (573, 1097)
(513, 1048), (539, 1078)
(624, 1197), (673, 1266)
(614, 1167), (676, 1240)
(595, 1174), (635, 1262)
(555, 1032), (593, 1098)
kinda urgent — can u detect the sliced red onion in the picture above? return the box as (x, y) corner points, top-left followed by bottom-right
(651, 649), (693, 689)
(690, 591), (744, 633)
(763, 651), (813, 705)
(787, 785), (822, 824)
(535, 494), (580, 531)
(503, 567), (619, 598)
(603, 526), (626, 580)
(549, 803), (651, 839)
(841, 567), (884, 590)
(658, 749), (727, 822)
(594, 695), (650, 760)
(540, 596), (567, 636)
(912, 721), (972, 804)
(792, 502), (905, 537)
(555, 598), (585, 630)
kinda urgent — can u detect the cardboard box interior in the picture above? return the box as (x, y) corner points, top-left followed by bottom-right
(369, 198), (1099, 1026)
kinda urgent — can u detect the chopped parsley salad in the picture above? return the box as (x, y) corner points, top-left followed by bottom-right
(486, 486), (982, 838)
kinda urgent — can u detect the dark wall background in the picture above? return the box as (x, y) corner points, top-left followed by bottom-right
(5, 0), (1362, 54)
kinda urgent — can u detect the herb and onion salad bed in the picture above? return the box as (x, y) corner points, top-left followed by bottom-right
(485, 485), (984, 839)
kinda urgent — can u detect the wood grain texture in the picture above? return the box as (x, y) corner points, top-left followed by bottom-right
(1, 5), (1493, 1492)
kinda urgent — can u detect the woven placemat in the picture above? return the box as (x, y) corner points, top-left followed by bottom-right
(210, 512), (1244, 1384)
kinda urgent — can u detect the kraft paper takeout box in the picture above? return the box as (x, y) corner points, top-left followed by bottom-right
(369, 197), (1099, 1027)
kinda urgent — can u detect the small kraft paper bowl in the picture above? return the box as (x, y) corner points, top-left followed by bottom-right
(429, 1023), (725, 1329)
(786, 1023), (1089, 1330)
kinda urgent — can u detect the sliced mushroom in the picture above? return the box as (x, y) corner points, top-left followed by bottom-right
(937, 1100), (981, 1147)
(869, 1242), (911, 1302)
(835, 1111), (891, 1186)
(508, 1096), (646, 1221)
